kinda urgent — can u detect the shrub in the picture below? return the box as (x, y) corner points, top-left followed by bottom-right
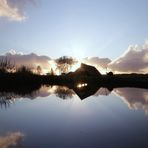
(0, 58), (15, 73)
(16, 66), (33, 74)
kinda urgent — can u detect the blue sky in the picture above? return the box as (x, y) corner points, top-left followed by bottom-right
(0, 0), (148, 59)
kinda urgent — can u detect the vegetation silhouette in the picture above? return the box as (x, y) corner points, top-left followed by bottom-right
(0, 58), (148, 105)
(54, 86), (75, 100)
(55, 56), (77, 74)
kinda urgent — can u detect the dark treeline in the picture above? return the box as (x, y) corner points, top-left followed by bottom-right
(0, 58), (148, 92)
(0, 58), (70, 86)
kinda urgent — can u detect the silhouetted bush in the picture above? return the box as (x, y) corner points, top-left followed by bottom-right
(107, 71), (113, 76)
(0, 58), (15, 73)
(16, 65), (33, 74)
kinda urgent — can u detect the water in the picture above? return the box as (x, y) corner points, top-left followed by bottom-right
(0, 86), (148, 148)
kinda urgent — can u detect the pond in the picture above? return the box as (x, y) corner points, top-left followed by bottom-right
(0, 85), (148, 148)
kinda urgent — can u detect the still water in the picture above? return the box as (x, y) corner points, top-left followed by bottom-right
(0, 86), (148, 148)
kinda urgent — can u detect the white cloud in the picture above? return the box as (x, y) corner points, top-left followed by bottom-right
(83, 57), (111, 68)
(108, 42), (148, 73)
(0, 50), (51, 70)
(82, 57), (111, 73)
(0, 0), (35, 21)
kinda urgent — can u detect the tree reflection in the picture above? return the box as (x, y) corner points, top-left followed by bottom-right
(0, 85), (42, 108)
(0, 85), (75, 108)
(54, 86), (75, 100)
(0, 83), (112, 109)
(0, 97), (13, 109)
(1, 82), (148, 115)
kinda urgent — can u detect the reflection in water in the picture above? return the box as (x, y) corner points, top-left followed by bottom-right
(0, 92), (21, 109)
(73, 83), (100, 100)
(77, 83), (88, 88)
(94, 87), (111, 96)
(0, 132), (24, 148)
(1, 85), (148, 147)
(0, 83), (148, 114)
(54, 86), (75, 99)
(114, 88), (148, 114)
(0, 85), (76, 108)
(0, 98), (14, 108)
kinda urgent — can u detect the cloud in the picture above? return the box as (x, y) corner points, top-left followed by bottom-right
(108, 42), (148, 73)
(82, 57), (111, 68)
(0, 50), (51, 70)
(114, 88), (148, 114)
(0, 132), (24, 148)
(0, 0), (35, 21)
(82, 57), (111, 73)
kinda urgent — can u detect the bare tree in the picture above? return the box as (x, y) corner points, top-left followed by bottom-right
(55, 56), (77, 74)
(0, 58), (15, 73)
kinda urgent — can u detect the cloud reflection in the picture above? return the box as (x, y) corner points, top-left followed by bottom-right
(0, 132), (24, 148)
(114, 88), (148, 114)
(0, 85), (76, 108)
(1, 83), (148, 115)
(94, 88), (111, 96)
(54, 86), (75, 100)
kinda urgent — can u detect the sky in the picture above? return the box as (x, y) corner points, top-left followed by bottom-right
(0, 0), (148, 59)
(0, 0), (148, 74)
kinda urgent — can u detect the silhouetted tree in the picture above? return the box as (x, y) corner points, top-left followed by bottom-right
(0, 58), (15, 73)
(50, 68), (55, 75)
(46, 68), (55, 75)
(17, 65), (32, 74)
(37, 65), (42, 75)
(107, 71), (113, 76)
(55, 56), (77, 74)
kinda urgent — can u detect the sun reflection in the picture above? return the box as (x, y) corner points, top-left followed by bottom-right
(77, 83), (88, 88)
